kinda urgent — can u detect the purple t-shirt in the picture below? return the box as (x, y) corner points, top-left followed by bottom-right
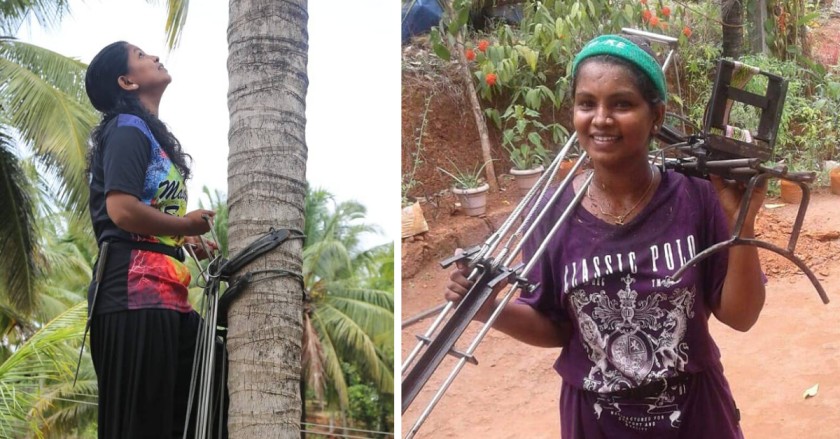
(517, 170), (743, 438)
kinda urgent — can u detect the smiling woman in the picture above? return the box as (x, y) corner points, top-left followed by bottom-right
(443, 34), (768, 438)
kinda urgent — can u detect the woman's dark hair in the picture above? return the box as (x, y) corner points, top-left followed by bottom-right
(85, 41), (191, 179)
(571, 36), (664, 111)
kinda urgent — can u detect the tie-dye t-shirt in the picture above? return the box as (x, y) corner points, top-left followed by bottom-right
(516, 171), (743, 438)
(88, 114), (192, 314)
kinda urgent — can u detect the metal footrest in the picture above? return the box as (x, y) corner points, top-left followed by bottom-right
(414, 335), (479, 365)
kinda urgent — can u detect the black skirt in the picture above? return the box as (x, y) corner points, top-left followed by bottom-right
(90, 309), (200, 439)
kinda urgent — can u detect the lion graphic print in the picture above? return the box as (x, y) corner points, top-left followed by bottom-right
(570, 274), (695, 393)
(570, 274), (696, 431)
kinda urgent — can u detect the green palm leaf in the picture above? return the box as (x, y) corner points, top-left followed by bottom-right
(0, 37), (97, 215)
(147, 0), (191, 50)
(313, 311), (350, 410)
(0, 0), (70, 35)
(0, 302), (86, 437)
(0, 129), (38, 314)
(315, 286), (393, 395)
(301, 310), (326, 403)
(303, 239), (353, 285)
(31, 374), (98, 438)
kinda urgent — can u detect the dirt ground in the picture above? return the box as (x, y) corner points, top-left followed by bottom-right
(401, 187), (840, 438)
(400, 13), (840, 437)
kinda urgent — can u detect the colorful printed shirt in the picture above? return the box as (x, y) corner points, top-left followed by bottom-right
(88, 114), (192, 314)
(517, 170), (743, 438)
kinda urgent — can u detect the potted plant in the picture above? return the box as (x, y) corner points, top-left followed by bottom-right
(438, 159), (492, 216)
(828, 162), (840, 195)
(500, 105), (567, 194)
(779, 177), (802, 204)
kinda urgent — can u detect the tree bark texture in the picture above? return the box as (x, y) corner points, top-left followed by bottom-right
(750, 0), (768, 54)
(722, 0), (744, 59)
(227, 1), (308, 437)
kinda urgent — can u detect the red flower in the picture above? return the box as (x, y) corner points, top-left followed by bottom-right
(682, 26), (692, 37)
(640, 0), (647, 4)
(661, 6), (671, 17)
(649, 15), (659, 26)
(478, 40), (490, 52)
(485, 73), (497, 86)
(465, 48), (476, 61)
(642, 9), (652, 22)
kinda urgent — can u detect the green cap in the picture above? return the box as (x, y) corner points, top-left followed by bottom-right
(571, 35), (667, 103)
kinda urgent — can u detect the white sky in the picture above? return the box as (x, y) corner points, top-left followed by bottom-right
(20, 0), (400, 247)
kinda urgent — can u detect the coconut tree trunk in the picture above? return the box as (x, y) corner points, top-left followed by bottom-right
(722, 0), (744, 59)
(227, 0), (308, 437)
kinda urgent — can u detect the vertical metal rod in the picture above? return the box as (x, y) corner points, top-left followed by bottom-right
(662, 49), (675, 72)
(787, 179), (810, 252)
(197, 282), (219, 439)
(217, 340), (228, 439)
(195, 289), (212, 438)
(184, 244), (208, 439)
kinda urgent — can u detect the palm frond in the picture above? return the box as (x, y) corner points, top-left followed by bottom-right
(0, 130), (38, 313)
(0, 38), (97, 215)
(301, 310), (326, 403)
(315, 297), (393, 394)
(311, 310), (349, 409)
(145, 0), (191, 50)
(0, 0), (71, 35)
(303, 239), (353, 285)
(0, 302), (86, 437)
(325, 284), (394, 321)
(0, 298), (35, 340)
(31, 374), (98, 438)
(198, 186), (228, 256)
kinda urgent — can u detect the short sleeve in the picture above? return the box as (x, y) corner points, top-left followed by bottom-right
(102, 126), (151, 199)
(703, 183), (732, 310)
(514, 188), (570, 325)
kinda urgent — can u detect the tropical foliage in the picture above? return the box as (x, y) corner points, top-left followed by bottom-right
(0, 157), (96, 438)
(423, 0), (840, 180)
(301, 186), (393, 432)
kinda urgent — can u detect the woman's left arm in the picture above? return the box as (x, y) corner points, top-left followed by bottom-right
(709, 175), (766, 332)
